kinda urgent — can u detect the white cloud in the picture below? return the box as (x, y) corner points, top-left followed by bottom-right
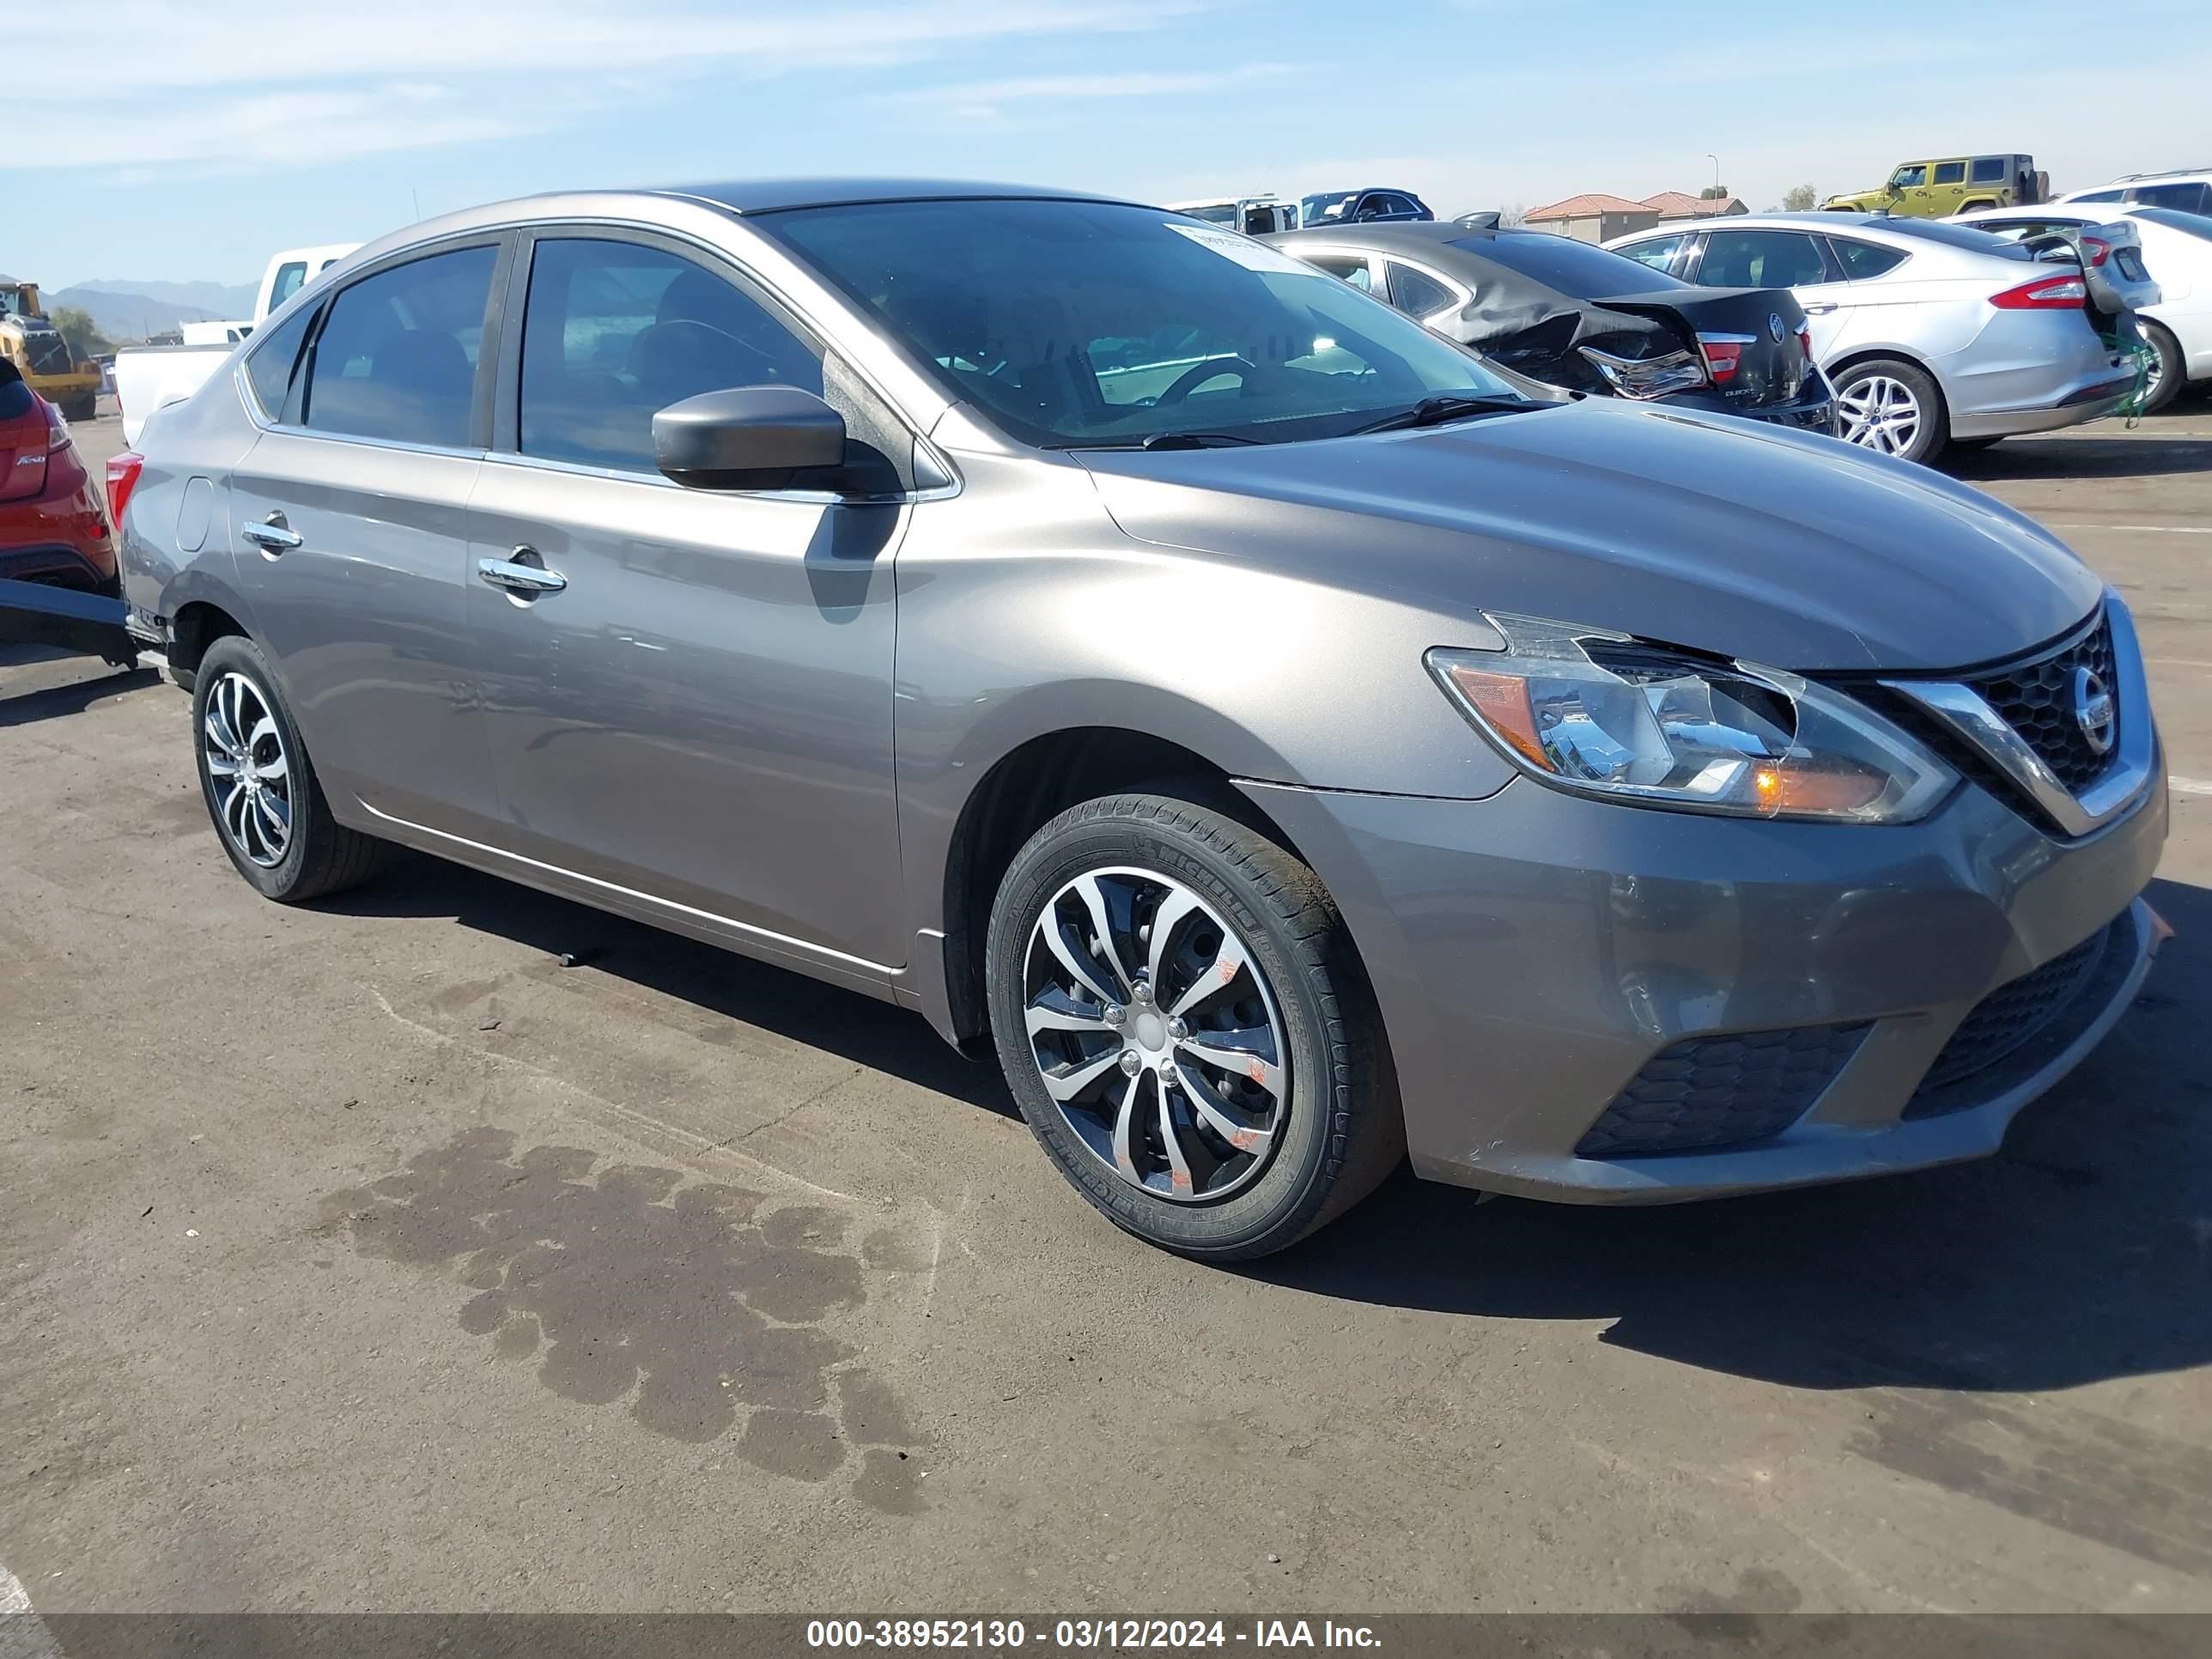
(9, 0), (1224, 171)
(898, 63), (1296, 105)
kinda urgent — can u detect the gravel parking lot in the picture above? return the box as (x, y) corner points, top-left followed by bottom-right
(4, 403), (2209, 1615)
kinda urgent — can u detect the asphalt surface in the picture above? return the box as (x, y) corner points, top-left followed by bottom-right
(3, 401), (2209, 1616)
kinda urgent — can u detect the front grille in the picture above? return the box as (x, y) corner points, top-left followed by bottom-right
(1576, 1023), (1871, 1158)
(1905, 922), (2118, 1116)
(25, 332), (73, 376)
(1965, 613), (2118, 793)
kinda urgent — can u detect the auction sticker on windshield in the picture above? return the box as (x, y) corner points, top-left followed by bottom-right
(1164, 222), (1315, 274)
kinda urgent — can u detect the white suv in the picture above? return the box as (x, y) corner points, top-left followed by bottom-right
(2058, 169), (2212, 216)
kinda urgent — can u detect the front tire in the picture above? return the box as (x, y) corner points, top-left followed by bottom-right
(192, 635), (386, 902)
(1833, 357), (1948, 464)
(986, 793), (1401, 1261)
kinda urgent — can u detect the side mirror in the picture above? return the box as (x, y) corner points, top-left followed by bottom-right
(653, 386), (847, 491)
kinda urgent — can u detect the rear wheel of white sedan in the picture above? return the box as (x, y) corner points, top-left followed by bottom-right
(1833, 356), (1947, 464)
(2140, 320), (2185, 416)
(986, 793), (1401, 1261)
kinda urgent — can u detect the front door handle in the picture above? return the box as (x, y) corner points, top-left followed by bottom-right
(240, 514), (302, 552)
(477, 556), (567, 596)
(1802, 301), (1839, 315)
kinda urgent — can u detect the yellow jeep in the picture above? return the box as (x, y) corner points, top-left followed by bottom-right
(1822, 155), (2048, 218)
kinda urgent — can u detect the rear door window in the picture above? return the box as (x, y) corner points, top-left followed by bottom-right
(302, 244), (498, 447)
(1613, 232), (1684, 274)
(2130, 181), (2211, 214)
(1301, 255), (1376, 294)
(1934, 161), (1966, 185)
(517, 237), (823, 473)
(1385, 263), (1458, 318)
(1695, 229), (1832, 288)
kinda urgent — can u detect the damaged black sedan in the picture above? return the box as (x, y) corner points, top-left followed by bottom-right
(1270, 222), (1837, 434)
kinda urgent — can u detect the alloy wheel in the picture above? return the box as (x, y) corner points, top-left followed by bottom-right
(1021, 866), (1288, 1203)
(1838, 374), (1923, 455)
(203, 672), (294, 867)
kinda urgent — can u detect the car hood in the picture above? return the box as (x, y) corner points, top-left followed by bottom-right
(1077, 398), (2102, 672)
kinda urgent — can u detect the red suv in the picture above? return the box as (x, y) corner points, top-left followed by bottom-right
(0, 358), (117, 597)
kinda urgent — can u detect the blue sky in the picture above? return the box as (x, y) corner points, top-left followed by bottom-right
(15, 0), (2210, 289)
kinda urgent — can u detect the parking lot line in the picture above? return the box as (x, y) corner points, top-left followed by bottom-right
(0, 1563), (60, 1659)
(2169, 776), (2212, 797)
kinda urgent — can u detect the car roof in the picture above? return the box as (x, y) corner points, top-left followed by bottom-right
(1273, 222), (1464, 250)
(1630, 212), (1917, 244)
(662, 177), (1138, 214)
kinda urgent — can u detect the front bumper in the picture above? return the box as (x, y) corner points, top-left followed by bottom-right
(1241, 750), (2167, 1205)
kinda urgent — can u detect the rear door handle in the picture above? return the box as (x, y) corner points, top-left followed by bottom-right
(1802, 302), (1839, 315)
(477, 556), (567, 595)
(240, 514), (301, 552)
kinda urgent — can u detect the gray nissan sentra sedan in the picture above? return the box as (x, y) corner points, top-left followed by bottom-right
(116, 180), (2169, 1260)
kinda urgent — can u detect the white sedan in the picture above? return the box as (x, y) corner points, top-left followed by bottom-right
(1955, 204), (2212, 411)
(1607, 213), (2138, 462)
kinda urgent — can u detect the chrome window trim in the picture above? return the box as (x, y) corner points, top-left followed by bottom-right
(1881, 592), (2157, 839)
(476, 447), (959, 506)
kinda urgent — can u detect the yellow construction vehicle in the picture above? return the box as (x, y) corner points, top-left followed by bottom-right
(0, 276), (101, 420)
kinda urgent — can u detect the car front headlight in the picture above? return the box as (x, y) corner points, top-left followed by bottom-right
(1428, 613), (1955, 823)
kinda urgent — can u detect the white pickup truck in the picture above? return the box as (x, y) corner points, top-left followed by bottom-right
(112, 242), (357, 445)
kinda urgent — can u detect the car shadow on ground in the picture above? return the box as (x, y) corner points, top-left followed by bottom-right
(1253, 872), (2212, 1395)
(0, 659), (156, 727)
(1947, 434), (2212, 483)
(1944, 398), (2212, 483)
(331, 848), (2210, 1396)
(319, 849), (1018, 1116)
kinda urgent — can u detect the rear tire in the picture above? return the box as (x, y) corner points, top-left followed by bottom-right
(64, 394), (97, 422)
(1832, 356), (1948, 464)
(192, 635), (386, 902)
(986, 793), (1401, 1261)
(2140, 319), (2185, 416)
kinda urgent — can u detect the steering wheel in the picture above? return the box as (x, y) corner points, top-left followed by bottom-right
(1158, 354), (1264, 406)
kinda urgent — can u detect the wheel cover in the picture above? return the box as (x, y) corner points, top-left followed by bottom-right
(1838, 374), (1923, 455)
(1022, 866), (1289, 1203)
(203, 671), (294, 867)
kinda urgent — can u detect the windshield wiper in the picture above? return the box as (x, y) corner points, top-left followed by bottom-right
(1349, 394), (1536, 436)
(1053, 430), (1265, 453)
(1139, 430), (1263, 451)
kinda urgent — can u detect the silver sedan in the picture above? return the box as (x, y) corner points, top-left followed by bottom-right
(1607, 213), (2138, 462)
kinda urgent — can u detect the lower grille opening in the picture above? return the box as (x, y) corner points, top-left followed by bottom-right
(1905, 915), (2132, 1119)
(1576, 1022), (1871, 1158)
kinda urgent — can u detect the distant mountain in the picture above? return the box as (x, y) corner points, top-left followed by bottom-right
(48, 283), (256, 344)
(70, 278), (258, 316)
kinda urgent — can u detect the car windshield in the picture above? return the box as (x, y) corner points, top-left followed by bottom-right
(767, 198), (1526, 450)
(1468, 233), (1691, 295)
(2133, 207), (2212, 243)
(1300, 191), (1358, 226)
